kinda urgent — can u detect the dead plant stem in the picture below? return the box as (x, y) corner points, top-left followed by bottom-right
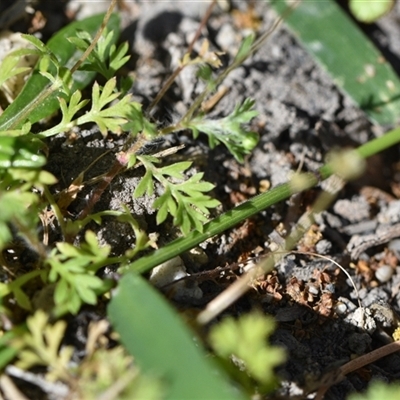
(70, 0), (117, 74)
(146, 0), (217, 114)
(315, 340), (400, 399)
(197, 175), (345, 325)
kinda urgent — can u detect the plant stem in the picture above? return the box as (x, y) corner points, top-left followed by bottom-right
(145, 0), (217, 114)
(178, 1), (298, 124)
(125, 171), (320, 274)
(197, 175), (346, 324)
(43, 186), (67, 238)
(314, 340), (400, 399)
(6, 1), (117, 130)
(125, 125), (400, 275)
(70, 0), (117, 74)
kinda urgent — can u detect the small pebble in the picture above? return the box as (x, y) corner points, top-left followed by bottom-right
(149, 256), (187, 287)
(215, 23), (237, 53)
(348, 307), (376, 334)
(334, 301), (347, 315)
(375, 265), (393, 283)
(149, 257), (203, 301)
(315, 239), (332, 255)
(307, 284), (319, 296)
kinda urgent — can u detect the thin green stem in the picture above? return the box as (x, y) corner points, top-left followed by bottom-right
(177, 1), (298, 125)
(70, 0), (117, 74)
(126, 171), (319, 274)
(7, 1), (116, 130)
(356, 126), (400, 159)
(145, 0), (217, 114)
(125, 125), (400, 275)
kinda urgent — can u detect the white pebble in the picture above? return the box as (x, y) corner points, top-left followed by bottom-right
(334, 301), (347, 315)
(375, 265), (393, 283)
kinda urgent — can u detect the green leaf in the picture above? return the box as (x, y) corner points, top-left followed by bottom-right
(47, 231), (112, 315)
(197, 64), (217, 91)
(349, 0), (394, 23)
(154, 192), (172, 225)
(13, 287), (32, 311)
(158, 161), (192, 178)
(74, 29), (131, 80)
(0, 331), (19, 369)
(271, 0), (400, 125)
(109, 42), (131, 72)
(0, 13), (120, 130)
(108, 273), (248, 400)
(84, 230), (111, 257)
(75, 275), (103, 304)
(56, 242), (81, 258)
(73, 78), (134, 137)
(0, 191), (40, 250)
(59, 90), (89, 125)
(209, 312), (285, 388)
(185, 98), (259, 162)
(134, 170), (154, 198)
(348, 381), (400, 400)
(136, 156), (220, 234)
(234, 33), (256, 63)
(0, 48), (39, 89)
(54, 278), (69, 305)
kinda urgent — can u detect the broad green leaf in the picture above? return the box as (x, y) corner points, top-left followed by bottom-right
(108, 273), (248, 400)
(349, 0), (394, 23)
(0, 13), (120, 130)
(271, 0), (400, 125)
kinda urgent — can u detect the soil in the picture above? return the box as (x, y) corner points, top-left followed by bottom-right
(2, 1), (400, 399)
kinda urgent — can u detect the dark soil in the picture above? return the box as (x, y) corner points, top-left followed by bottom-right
(2, 1), (400, 399)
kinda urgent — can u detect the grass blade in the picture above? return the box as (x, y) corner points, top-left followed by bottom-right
(108, 273), (248, 400)
(0, 13), (120, 130)
(271, 0), (400, 125)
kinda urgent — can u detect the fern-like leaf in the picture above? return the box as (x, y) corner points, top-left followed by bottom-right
(135, 156), (220, 235)
(184, 98), (259, 162)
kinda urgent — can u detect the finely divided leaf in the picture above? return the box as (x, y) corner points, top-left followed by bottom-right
(0, 13), (120, 130)
(185, 98), (259, 162)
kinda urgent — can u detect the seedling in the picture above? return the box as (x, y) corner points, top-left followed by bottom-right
(1, 0), (400, 398)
